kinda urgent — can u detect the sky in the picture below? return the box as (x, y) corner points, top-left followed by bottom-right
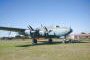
(0, 0), (90, 37)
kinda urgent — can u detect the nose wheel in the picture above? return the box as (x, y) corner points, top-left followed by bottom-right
(62, 39), (66, 43)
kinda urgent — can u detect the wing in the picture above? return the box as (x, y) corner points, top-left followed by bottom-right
(0, 26), (26, 32)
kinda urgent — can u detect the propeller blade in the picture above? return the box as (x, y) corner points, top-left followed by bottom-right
(44, 26), (48, 31)
(41, 24), (43, 28)
(8, 31), (11, 37)
(27, 26), (30, 29)
(28, 25), (34, 31)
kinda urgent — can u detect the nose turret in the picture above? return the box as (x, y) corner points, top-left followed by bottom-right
(58, 27), (72, 36)
(66, 28), (73, 35)
(70, 28), (73, 33)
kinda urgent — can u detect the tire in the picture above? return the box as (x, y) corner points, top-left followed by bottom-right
(32, 38), (37, 45)
(48, 38), (52, 43)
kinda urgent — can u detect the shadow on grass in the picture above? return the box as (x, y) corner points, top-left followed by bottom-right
(16, 41), (90, 47)
(16, 44), (32, 47)
(16, 42), (62, 47)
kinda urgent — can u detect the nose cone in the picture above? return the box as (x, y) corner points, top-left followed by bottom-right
(60, 27), (73, 36)
(67, 28), (73, 35)
(70, 28), (73, 33)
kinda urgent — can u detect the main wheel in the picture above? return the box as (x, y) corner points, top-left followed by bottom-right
(32, 38), (37, 45)
(48, 38), (52, 43)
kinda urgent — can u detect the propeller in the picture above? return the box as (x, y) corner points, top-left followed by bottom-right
(41, 25), (52, 37)
(27, 25), (34, 31)
(41, 24), (48, 32)
(27, 25), (39, 38)
(44, 26), (48, 32)
(43, 26), (50, 37)
(8, 31), (11, 37)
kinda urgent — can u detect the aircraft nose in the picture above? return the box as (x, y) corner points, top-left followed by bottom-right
(68, 28), (73, 34)
(70, 28), (73, 33)
(65, 28), (73, 35)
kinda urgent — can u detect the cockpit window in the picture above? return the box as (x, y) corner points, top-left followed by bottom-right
(56, 25), (60, 28)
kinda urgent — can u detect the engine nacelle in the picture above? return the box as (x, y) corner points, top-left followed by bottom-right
(39, 31), (45, 36)
(24, 29), (30, 35)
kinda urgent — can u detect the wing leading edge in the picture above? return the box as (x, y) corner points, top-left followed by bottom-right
(0, 26), (26, 32)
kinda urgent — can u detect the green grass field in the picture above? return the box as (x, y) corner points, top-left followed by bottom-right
(0, 39), (90, 60)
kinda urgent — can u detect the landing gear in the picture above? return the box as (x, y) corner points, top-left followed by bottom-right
(62, 39), (66, 43)
(32, 38), (37, 45)
(62, 36), (66, 43)
(48, 38), (52, 43)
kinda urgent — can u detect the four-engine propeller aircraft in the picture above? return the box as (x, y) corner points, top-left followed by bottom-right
(0, 25), (72, 45)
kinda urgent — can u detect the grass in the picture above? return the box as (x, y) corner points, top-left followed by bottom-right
(0, 39), (90, 60)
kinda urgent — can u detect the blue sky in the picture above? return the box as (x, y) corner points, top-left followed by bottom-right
(0, 0), (90, 37)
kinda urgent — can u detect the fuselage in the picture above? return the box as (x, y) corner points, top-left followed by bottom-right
(25, 25), (72, 38)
